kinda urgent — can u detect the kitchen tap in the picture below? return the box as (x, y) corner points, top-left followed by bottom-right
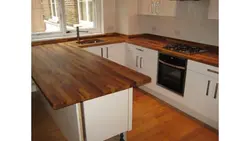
(76, 26), (88, 43)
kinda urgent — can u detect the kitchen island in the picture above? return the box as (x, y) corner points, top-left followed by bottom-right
(32, 43), (151, 141)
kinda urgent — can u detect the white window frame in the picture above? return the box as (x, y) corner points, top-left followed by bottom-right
(50, 0), (59, 22)
(32, 0), (102, 41)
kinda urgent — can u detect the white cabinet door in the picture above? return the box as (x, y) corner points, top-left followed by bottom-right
(137, 47), (158, 90)
(138, 0), (154, 15)
(208, 0), (218, 19)
(184, 70), (219, 127)
(83, 89), (133, 141)
(83, 46), (102, 57)
(138, 0), (177, 16)
(125, 44), (140, 71)
(157, 0), (177, 16)
(105, 43), (126, 66)
(203, 77), (219, 123)
(184, 70), (210, 116)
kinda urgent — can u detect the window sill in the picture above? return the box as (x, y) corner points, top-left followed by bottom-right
(32, 32), (103, 42)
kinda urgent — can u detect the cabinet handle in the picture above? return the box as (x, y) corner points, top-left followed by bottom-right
(214, 83), (218, 99)
(206, 80), (211, 96)
(106, 47), (109, 58)
(140, 57), (143, 68)
(207, 69), (218, 74)
(136, 48), (144, 52)
(101, 48), (103, 57)
(136, 56), (138, 67)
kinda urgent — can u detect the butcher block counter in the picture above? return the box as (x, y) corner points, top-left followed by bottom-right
(32, 43), (151, 110)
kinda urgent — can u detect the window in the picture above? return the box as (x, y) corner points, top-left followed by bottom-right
(50, 0), (58, 22)
(32, 0), (101, 39)
(77, 0), (95, 28)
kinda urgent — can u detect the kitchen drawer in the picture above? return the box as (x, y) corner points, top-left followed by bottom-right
(187, 60), (218, 78)
(128, 43), (152, 53)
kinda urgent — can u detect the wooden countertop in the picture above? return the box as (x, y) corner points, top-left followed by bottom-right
(62, 34), (218, 67)
(64, 36), (127, 48)
(32, 33), (218, 67)
(32, 43), (151, 110)
(127, 36), (219, 67)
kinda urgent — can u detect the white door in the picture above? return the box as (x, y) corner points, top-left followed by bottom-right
(184, 70), (209, 116)
(105, 43), (126, 66)
(83, 46), (102, 57)
(138, 0), (154, 15)
(157, 0), (177, 16)
(83, 89), (132, 141)
(203, 77), (219, 123)
(138, 48), (158, 90)
(125, 44), (140, 71)
(184, 70), (219, 124)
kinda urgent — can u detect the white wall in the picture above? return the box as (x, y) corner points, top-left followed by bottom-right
(115, 0), (140, 35)
(115, 0), (128, 34)
(102, 0), (116, 33)
(138, 1), (218, 46)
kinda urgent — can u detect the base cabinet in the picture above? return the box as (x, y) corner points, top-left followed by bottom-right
(83, 43), (126, 66)
(37, 88), (133, 141)
(184, 60), (218, 129)
(83, 46), (103, 57)
(125, 44), (158, 90)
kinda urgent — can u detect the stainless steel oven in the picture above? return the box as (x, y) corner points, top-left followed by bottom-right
(157, 53), (187, 96)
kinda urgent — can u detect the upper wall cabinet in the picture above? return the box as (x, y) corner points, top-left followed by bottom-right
(138, 0), (177, 17)
(208, 0), (218, 19)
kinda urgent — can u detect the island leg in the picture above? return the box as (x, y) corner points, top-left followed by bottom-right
(120, 133), (124, 141)
(120, 132), (127, 141)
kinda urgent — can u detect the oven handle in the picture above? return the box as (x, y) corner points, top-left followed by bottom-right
(158, 60), (186, 70)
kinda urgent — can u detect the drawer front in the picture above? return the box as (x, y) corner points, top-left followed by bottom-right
(128, 43), (151, 52)
(187, 60), (218, 78)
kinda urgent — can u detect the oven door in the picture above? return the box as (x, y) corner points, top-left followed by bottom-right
(157, 59), (186, 96)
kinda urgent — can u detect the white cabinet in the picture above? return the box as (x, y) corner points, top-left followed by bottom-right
(138, 0), (154, 15)
(184, 60), (218, 129)
(84, 46), (103, 57)
(208, 0), (218, 20)
(126, 44), (158, 90)
(83, 88), (133, 141)
(83, 43), (126, 66)
(106, 43), (126, 66)
(138, 0), (177, 16)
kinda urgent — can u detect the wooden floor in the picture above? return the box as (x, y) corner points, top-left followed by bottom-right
(32, 88), (218, 141)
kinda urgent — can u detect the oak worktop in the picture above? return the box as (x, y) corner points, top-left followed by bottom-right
(127, 36), (219, 67)
(32, 43), (151, 110)
(50, 33), (218, 67)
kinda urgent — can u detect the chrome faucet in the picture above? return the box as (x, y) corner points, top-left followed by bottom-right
(76, 26), (88, 43)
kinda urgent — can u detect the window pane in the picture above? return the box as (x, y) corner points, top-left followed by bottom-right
(64, 0), (95, 30)
(80, 1), (87, 21)
(88, 1), (93, 22)
(32, 0), (60, 33)
(52, 3), (56, 17)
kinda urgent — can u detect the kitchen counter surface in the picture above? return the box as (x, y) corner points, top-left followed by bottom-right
(64, 36), (127, 48)
(127, 35), (219, 67)
(60, 34), (218, 67)
(32, 33), (218, 67)
(32, 43), (151, 110)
